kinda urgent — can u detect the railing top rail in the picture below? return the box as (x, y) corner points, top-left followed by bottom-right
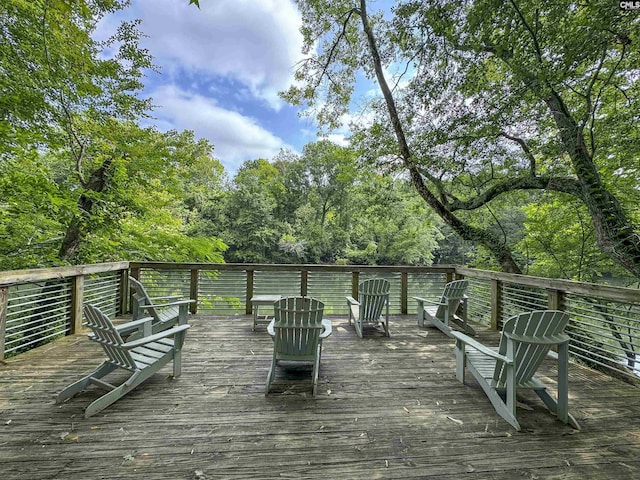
(0, 262), (130, 287)
(129, 262), (458, 274)
(1, 261), (636, 306)
(455, 267), (640, 305)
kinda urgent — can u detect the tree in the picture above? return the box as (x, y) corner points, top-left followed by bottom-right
(222, 159), (286, 263)
(292, 141), (357, 262)
(0, 121), (228, 268)
(70, 126), (228, 264)
(518, 194), (621, 282)
(2, 0), (155, 263)
(0, 151), (74, 269)
(283, 0), (640, 279)
(1, 1), (228, 267)
(346, 175), (442, 265)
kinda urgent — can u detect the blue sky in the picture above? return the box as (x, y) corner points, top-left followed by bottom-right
(102, 0), (367, 175)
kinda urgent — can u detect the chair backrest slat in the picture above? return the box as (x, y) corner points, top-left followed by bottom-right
(273, 297), (324, 358)
(129, 276), (160, 322)
(437, 280), (468, 319)
(84, 304), (138, 371)
(358, 279), (390, 323)
(494, 310), (569, 386)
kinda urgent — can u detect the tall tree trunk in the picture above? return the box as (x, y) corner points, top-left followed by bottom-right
(58, 157), (113, 262)
(358, 1), (521, 273)
(58, 220), (84, 262)
(545, 91), (640, 280)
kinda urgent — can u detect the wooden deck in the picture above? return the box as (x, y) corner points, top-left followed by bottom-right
(2, 314), (640, 479)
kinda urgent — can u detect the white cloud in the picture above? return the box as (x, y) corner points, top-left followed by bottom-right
(149, 85), (293, 172)
(134, 0), (303, 110)
(321, 134), (350, 147)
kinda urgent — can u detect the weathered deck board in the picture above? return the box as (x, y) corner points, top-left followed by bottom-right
(1, 315), (640, 479)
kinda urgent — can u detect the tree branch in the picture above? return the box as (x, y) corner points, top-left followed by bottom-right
(588, 40), (628, 155)
(448, 175), (584, 212)
(499, 132), (536, 176)
(358, 0), (522, 273)
(40, 1), (87, 187)
(509, 0), (543, 63)
(314, 8), (360, 91)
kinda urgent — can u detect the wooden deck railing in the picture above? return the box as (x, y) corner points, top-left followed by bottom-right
(1, 261), (639, 382)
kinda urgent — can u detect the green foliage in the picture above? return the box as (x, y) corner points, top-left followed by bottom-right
(0, 0), (227, 268)
(197, 141), (442, 266)
(346, 176), (442, 265)
(2, 0), (638, 282)
(283, 0), (640, 279)
(0, 151), (73, 269)
(0, 117), (228, 268)
(1, 0), (151, 154)
(519, 194), (623, 282)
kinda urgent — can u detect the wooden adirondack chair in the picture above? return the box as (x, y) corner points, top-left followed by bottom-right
(346, 278), (391, 338)
(266, 297), (332, 396)
(129, 276), (193, 334)
(452, 310), (580, 431)
(56, 304), (190, 418)
(413, 279), (475, 336)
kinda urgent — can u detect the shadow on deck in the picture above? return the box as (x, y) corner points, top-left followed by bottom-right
(1, 314), (640, 479)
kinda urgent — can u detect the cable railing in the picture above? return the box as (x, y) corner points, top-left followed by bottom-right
(0, 262), (128, 358)
(1, 261), (639, 383)
(456, 266), (640, 382)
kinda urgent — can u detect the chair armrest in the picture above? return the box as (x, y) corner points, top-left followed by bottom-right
(412, 296), (428, 303)
(122, 324), (191, 349)
(345, 296), (359, 306)
(414, 297), (443, 307)
(114, 317), (154, 334)
(149, 295), (182, 301)
(451, 331), (512, 363)
(141, 299), (195, 309)
(504, 332), (570, 345)
(320, 319), (332, 338)
(267, 319), (331, 339)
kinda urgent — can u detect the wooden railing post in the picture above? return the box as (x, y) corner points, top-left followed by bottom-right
(70, 275), (84, 334)
(490, 279), (502, 331)
(130, 266), (140, 280)
(118, 269), (128, 315)
(0, 287), (8, 360)
(352, 271), (359, 299)
(190, 268), (199, 314)
(401, 272), (408, 314)
(301, 270), (308, 297)
(246, 270), (254, 314)
(547, 289), (565, 311)
(129, 266), (140, 312)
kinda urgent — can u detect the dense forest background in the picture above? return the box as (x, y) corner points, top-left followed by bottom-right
(1, 1), (638, 287)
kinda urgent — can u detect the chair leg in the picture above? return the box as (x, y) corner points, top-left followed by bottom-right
(84, 370), (146, 418)
(486, 387), (521, 431)
(173, 349), (183, 378)
(312, 345), (321, 396)
(454, 341), (466, 384)
(56, 361), (117, 404)
(265, 354), (276, 396)
(354, 319), (363, 338)
(416, 300), (425, 327)
(424, 311), (453, 338)
(384, 303), (390, 337)
(535, 388), (581, 430)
